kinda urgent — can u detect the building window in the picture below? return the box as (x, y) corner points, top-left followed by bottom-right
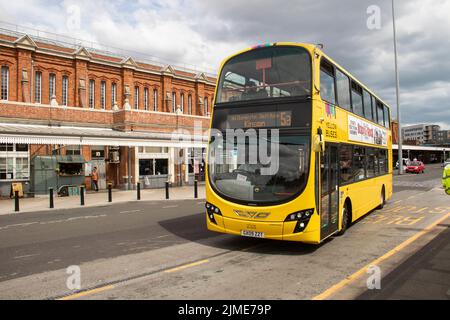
(180, 93), (184, 112)
(1, 66), (9, 100)
(172, 92), (176, 112)
(49, 73), (56, 101)
(111, 83), (117, 106)
(153, 89), (158, 111)
(89, 80), (95, 109)
(188, 95), (192, 115)
(204, 97), (208, 115)
(35, 71), (42, 103)
(62, 76), (68, 106)
(144, 88), (149, 111)
(101, 81), (106, 109)
(66, 145), (81, 155)
(0, 144), (29, 181)
(135, 86), (139, 110)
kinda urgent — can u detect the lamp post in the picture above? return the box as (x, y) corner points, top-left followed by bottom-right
(392, 0), (403, 174)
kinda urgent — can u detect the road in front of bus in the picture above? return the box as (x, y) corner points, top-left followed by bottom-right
(0, 164), (448, 300)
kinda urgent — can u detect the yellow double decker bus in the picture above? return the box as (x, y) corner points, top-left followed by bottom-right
(206, 43), (392, 244)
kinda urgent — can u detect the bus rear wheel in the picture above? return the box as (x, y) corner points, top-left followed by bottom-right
(337, 203), (350, 236)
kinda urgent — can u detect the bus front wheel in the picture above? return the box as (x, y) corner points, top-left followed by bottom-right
(337, 202), (350, 236)
(377, 188), (386, 210)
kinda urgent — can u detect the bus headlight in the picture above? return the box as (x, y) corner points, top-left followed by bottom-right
(285, 208), (314, 233)
(205, 202), (222, 224)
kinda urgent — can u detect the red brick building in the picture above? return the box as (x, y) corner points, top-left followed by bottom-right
(0, 30), (216, 196)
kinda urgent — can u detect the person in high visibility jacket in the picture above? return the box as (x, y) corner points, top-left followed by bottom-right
(443, 164), (450, 195)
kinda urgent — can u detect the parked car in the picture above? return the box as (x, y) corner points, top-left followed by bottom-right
(405, 160), (425, 174)
(442, 158), (450, 167)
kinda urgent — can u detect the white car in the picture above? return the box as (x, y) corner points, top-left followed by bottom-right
(442, 158), (450, 167)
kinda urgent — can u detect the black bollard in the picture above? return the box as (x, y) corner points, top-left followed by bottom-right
(108, 183), (112, 202)
(80, 186), (85, 206)
(137, 182), (141, 200)
(165, 181), (169, 199)
(194, 180), (198, 199)
(14, 190), (19, 212)
(49, 188), (54, 209)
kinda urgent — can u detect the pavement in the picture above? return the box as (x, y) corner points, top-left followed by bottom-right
(0, 184), (205, 215)
(0, 164), (448, 300)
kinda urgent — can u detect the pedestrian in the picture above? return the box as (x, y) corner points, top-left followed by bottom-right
(443, 164), (450, 195)
(92, 166), (99, 192)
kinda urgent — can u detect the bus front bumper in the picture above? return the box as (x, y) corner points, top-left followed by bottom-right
(206, 214), (319, 244)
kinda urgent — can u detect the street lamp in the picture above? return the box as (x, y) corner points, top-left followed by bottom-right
(392, 0), (403, 174)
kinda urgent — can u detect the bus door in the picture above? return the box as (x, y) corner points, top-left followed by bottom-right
(320, 144), (339, 240)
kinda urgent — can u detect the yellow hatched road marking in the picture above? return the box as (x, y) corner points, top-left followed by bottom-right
(312, 211), (450, 300)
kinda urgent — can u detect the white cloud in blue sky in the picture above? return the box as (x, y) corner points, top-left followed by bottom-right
(0, 0), (448, 128)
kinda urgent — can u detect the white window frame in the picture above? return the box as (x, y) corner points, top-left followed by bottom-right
(89, 79), (95, 109)
(101, 81), (106, 109)
(111, 83), (117, 106)
(180, 93), (184, 112)
(1, 66), (9, 101)
(144, 88), (149, 111)
(172, 92), (176, 112)
(35, 71), (42, 103)
(62, 76), (68, 106)
(135, 86), (139, 110)
(0, 144), (30, 181)
(153, 89), (158, 111)
(49, 73), (56, 101)
(188, 95), (192, 115)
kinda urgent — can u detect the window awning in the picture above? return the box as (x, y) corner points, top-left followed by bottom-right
(0, 123), (208, 148)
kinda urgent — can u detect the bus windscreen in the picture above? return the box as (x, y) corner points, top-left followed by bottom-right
(216, 46), (311, 103)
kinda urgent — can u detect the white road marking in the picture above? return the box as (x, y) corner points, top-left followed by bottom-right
(119, 210), (141, 214)
(13, 253), (40, 260)
(162, 205), (178, 209)
(0, 214), (107, 231)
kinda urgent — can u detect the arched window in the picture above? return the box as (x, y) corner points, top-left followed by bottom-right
(111, 83), (117, 106)
(172, 92), (176, 112)
(204, 97), (208, 115)
(62, 76), (68, 106)
(100, 81), (106, 109)
(1, 66), (9, 100)
(144, 88), (149, 111)
(89, 79), (95, 108)
(180, 93), (184, 112)
(49, 73), (56, 101)
(153, 89), (158, 111)
(134, 86), (140, 110)
(35, 71), (42, 103)
(188, 95), (192, 115)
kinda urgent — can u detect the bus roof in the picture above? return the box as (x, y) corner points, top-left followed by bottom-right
(218, 42), (392, 111)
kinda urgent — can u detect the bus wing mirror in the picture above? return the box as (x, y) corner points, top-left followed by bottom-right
(313, 134), (325, 152)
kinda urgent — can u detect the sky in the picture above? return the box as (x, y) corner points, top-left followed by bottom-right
(0, 0), (448, 129)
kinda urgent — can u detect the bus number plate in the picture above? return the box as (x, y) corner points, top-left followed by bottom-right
(241, 230), (265, 238)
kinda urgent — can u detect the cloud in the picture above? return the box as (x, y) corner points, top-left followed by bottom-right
(1, 0), (448, 129)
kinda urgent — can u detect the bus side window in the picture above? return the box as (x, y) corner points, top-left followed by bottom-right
(383, 105), (390, 129)
(339, 145), (353, 184)
(353, 147), (366, 181)
(351, 81), (364, 117)
(363, 89), (373, 121)
(376, 100), (384, 126)
(336, 69), (351, 111)
(320, 60), (336, 105)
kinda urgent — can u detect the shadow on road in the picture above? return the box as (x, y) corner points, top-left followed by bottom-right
(158, 212), (319, 256)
